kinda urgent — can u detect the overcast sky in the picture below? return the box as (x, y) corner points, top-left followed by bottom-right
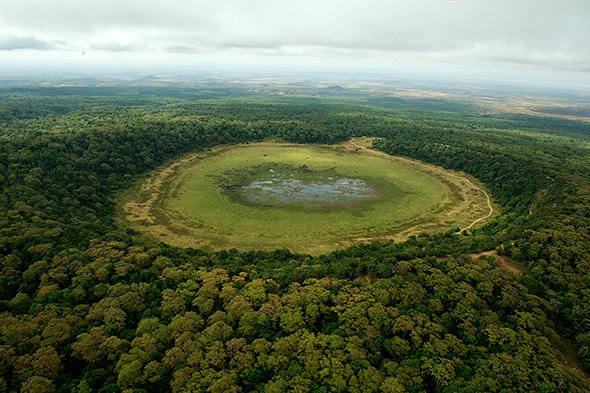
(1, 0), (589, 79)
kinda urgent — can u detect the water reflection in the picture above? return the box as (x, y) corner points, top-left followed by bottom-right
(241, 174), (378, 205)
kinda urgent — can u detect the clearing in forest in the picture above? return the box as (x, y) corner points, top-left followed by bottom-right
(119, 139), (492, 254)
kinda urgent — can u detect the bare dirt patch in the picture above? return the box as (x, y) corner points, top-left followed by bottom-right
(469, 250), (523, 276)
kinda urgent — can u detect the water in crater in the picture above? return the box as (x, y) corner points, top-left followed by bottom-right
(240, 174), (378, 206)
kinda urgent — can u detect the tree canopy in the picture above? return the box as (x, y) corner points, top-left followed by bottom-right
(1, 87), (590, 391)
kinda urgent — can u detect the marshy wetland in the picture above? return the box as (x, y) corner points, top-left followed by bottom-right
(218, 163), (383, 210)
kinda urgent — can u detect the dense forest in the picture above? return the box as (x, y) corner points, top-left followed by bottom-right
(1, 87), (590, 392)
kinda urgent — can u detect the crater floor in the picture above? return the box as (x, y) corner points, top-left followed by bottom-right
(119, 139), (492, 254)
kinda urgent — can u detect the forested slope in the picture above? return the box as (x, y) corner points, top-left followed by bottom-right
(1, 88), (590, 392)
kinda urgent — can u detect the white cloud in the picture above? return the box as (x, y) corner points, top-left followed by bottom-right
(0, 0), (588, 72)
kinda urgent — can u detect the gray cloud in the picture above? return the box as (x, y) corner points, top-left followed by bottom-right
(0, 0), (589, 72)
(0, 36), (57, 50)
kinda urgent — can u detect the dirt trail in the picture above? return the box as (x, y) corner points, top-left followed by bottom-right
(457, 181), (493, 232)
(561, 354), (589, 378)
(120, 139), (494, 252)
(347, 138), (494, 233)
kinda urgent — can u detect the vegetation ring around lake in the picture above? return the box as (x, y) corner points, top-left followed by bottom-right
(119, 139), (493, 254)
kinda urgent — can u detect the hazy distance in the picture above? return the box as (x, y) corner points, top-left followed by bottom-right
(1, 0), (589, 88)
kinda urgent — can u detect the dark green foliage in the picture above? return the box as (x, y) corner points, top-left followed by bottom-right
(1, 87), (590, 391)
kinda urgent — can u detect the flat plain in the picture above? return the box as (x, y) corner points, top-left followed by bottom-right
(120, 139), (492, 253)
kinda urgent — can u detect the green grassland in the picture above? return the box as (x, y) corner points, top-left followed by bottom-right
(121, 141), (490, 253)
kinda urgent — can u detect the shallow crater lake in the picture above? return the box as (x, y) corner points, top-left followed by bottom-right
(219, 163), (381, 209)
